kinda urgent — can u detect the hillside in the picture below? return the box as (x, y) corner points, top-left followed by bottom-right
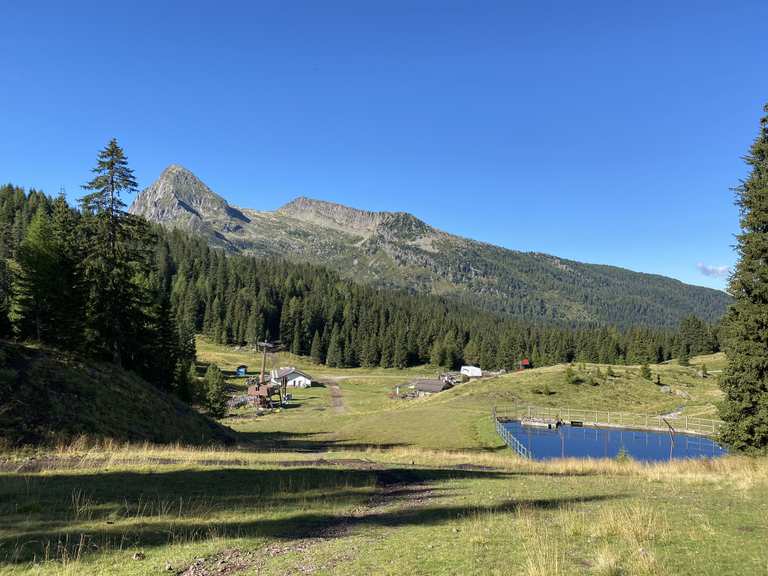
(130, 165), (730, 327)
(3, 343), (765, 576)
(0, 341), (234, 446)
(197, 337), (725, 451)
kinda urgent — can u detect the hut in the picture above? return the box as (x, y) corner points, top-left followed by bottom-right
(411, 379), (453, 398)
(271, 367), (313, 388)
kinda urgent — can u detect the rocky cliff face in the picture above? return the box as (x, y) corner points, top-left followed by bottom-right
(129, 164), (731, 327)
(129, 165), (249, 233)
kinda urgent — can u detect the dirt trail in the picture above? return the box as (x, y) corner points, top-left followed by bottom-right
(329, 382), (345, 413)
(176, 468), (438, 575)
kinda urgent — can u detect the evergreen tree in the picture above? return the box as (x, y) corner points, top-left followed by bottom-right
(720, 104), (768, 453)
(310, 330), (323, 364)
(14, 209), (57, 341)
(0, 259), (11, 338)
(48, 193), (85, 349)
(325, 324), (343, 367)
(204, 363), (228, 418)
(640, 363), (652, 380)
(79, 139), (153, 367)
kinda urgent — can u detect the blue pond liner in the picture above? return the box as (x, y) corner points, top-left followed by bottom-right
(502, 420), (727, 462)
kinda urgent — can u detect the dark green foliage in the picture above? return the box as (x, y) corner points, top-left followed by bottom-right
(677, 315), (717, 357)
(0, 142), (189, 396)
(310, 330), (323, 364)
(640, 363), (652, 380)
(14, 209), (58, 340)
(720, 105), (768, 454)
(204, 363), (228, 418)
(0, 168), (722, 382)
(79, 139), (155, 367)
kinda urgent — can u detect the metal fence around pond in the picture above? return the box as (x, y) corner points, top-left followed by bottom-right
(493, 404), (723, 437)
(493, 410), (531, 458)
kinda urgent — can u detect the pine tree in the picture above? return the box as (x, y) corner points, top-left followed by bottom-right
(0, 259), (11, 338)
(14, 209), (57, 341)
(325, 324), (343, 367)
(310, 330), (323, 364)
(640, 363), (652, 380)
(392, 326), (409, 368)
(204, 363), (228, 418)
(79, 139), (153, 367)
(48, 193), (85, 349)
(720, 104), (768, 453)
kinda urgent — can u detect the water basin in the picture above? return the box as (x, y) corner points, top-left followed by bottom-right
(502, 420), (727, 461)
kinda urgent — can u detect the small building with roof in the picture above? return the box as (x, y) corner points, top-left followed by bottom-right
(410, 378), (453, 398)
(270, 367), (312, 388)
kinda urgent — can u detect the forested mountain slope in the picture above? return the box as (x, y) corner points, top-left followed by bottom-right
(130, 165), (730, 327)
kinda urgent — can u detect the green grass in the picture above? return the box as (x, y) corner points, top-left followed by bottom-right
(198, 336), (725, 452)
(2, 339), (765, 575)
(0, 341), (232, 447)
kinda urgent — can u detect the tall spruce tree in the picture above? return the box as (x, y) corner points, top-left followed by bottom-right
(720, 104), (768, 453)
(79, 139), (153, 367)
(14, 209), (57, 341)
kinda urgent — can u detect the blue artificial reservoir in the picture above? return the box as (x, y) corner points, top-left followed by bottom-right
(502, 420), (727, 461)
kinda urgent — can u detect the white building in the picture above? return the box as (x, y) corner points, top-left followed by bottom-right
(271, 367), (313, 388)
(460, 365), (482, 378)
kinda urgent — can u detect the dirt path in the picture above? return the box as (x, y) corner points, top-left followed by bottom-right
(329, 382), (345, 413)
(176, 468), (439, 575)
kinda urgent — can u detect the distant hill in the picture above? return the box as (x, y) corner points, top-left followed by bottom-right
(0, 341), (235, 446)
(130, 165), (730, 327)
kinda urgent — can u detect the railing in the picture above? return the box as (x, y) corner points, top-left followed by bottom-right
(494, 404), (723, 437)
(492, 407), (531, 458)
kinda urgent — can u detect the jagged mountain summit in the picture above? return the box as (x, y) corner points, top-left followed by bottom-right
(130, 165), (730, 326)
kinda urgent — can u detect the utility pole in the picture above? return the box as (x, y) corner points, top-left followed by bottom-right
(258, 340), (273, 385)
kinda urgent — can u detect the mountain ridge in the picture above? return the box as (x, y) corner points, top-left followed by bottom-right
(129, 165), (730, 326)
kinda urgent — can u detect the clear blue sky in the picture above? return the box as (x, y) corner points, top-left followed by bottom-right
(2, 1), (767, 291)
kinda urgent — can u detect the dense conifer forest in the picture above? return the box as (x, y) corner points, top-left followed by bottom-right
(0, 141), (722, 405)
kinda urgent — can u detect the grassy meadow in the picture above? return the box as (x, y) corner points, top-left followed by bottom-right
(1, 340), (766, 575)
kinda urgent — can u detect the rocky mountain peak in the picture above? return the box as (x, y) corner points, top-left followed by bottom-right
(277, 196), (432, 238)
(130, 164), (248, 227)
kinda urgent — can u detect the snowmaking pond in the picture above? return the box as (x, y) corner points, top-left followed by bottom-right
(502, 420), (728, 461)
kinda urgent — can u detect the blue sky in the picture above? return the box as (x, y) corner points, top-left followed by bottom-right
(2, 1), (766, 291)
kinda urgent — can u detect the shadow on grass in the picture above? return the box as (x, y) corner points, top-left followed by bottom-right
(0, 463), (624, 564)
(235, 430), (411, 452)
